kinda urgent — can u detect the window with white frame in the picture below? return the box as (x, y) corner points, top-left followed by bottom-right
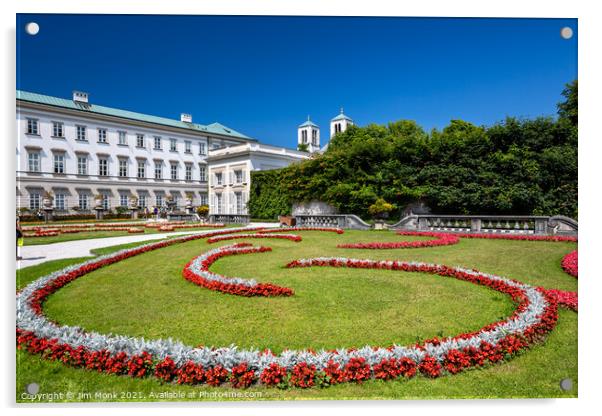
(118, 159), (128, 177)
(28, 151), (40, 172)
(55, 193), (66, 210)
(215, 193), (223, 213)
(101, 193), (110, 210)
(199, 164), (206, 181)
(76, 125), (87, 141)
(137, 160), (146, 178)
(139, 195), (146, 208)
(53, 153), (65, 174)
(52, 121), (64, 138)
(98, 158), (108, 176)
(136, 134), (145, 148)
(156, 195), (163, 207)
(235, 192), (244, 214)
(185, 164), (192, 181)
(235, 169), (244, 184)
(120, 194), (128, 207)
(77, 155), (88, 175)
(154, 161), (162, 179)
(301, 130), (307, 143)
(185, 141), (192, 153)
(215, 172), (223, 186)
(200, 193), (208, 206)
(170, 163), (178, 180)
(170, 138), (177, 152)
(78, 194), (89, 210)
(98, 128), (108, 143)
(312, 129), (317, 145)
(154, 136), (162, 150)
(27, 118), (39, 135)
(118, 131), (127, 145)
(199, 142), (206, 155)
(29, 193), (41, 210)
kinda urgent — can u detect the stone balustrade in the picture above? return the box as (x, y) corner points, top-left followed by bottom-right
(391, 214), (577, 236)
(209, 214), (250, 224)
(294, 214), (371, 230)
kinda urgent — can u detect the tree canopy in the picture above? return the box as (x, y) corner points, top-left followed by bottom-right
(249, 81), (577, 220)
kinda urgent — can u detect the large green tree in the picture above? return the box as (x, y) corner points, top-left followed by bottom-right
(249, 82), (578, 220)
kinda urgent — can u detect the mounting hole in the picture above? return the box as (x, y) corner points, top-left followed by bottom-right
(25, 22), (40, 36)
(560, 27), (573, 40)
(560, 378), (573, 391)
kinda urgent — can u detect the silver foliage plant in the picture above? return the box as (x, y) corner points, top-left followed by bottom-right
(17, 229), (549, 375)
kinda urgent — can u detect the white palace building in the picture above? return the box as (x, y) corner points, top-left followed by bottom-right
(16, 90), (353, 219)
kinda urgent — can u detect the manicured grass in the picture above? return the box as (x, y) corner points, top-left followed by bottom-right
(16, 230), (577, 401)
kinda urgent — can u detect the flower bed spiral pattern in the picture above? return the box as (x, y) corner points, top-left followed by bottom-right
(16, 228), (559, 389)
(182, 243), (294, 296)
(257, 227), (344, 234)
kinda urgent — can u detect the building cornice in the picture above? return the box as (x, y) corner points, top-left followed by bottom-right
(17, 100), (254, 144)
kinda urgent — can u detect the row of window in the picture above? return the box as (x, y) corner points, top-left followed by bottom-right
(28, 193), (209, 211)
(27, 151), (208, 181)
(26, 118), (209, 155)
(212, 170), (246, 186)
(211, 192), (247, 215)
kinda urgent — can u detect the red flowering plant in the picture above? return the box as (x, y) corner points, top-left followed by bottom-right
(16, 227), (565, 389)
(561, 250), (578, 278)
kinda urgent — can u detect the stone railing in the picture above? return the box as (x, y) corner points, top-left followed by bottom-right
(390, 214), (577, 236)
(294, 214), (371, 230)
(209, 214), (250, 224)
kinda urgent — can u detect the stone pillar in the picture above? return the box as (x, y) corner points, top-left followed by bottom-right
(534, 218), (547, 235)
(95, 207), (104, 220)
(43, 208), (53, 223)
(130, 208), (139, 220)
(418, 217), (428, 231)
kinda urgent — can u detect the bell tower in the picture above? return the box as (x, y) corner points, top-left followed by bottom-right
(330, 108), (354, 139)
(298, 116), (320, 153)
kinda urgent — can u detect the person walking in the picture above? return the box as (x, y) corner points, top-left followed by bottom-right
(16, 217), (23, 260)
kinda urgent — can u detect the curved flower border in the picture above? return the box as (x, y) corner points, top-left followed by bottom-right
(258, 227), (344, 234)
(207, 233), (302, 244)
(561, 250), (578, 278)
(17, 231), (557, 388)
(183, 243), (294, 296)
(337, 231), (459, 249)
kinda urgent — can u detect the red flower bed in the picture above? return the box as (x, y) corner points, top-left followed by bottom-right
(561, 250), (578, 278)
(449, 232), (577, 242)
(544, 289), (578, 311)
(182, 244), (294, 297)
(207, 233), (302, 244)
(258, 227), (344, 234)
(338, 231), (459, 249)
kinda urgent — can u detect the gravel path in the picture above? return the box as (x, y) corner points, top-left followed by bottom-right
(16, 222), (279, 270)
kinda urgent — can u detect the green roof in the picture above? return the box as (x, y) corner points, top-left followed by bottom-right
(299, 119), (319, 128)
(16, 90), (254, 141)
(331, 112), (352, 122)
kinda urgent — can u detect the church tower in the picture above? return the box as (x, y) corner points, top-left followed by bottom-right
(298, 116), (320, 153)
(330, 108), (354, 139)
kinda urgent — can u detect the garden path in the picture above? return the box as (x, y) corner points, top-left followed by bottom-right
(16, 222), (279, 270)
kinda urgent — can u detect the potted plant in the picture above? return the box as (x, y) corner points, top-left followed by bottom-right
(196, 205), (209, 218)
(368, 198), (395, 230)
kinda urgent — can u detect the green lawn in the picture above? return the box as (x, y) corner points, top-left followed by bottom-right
(16, 230), (577, 401)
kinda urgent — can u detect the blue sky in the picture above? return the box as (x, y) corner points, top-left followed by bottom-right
(16, 14), (577, 147)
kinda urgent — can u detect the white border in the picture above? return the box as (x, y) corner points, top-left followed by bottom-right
(2, 1), (601, 416)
